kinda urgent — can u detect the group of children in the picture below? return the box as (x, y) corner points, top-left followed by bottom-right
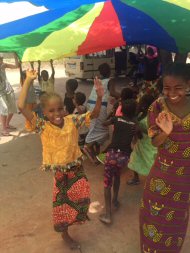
(17, 61), (190, 253)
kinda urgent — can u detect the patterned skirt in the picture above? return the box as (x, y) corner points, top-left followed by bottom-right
(139, 157), (190, 253)
(52, 166), (90, 232)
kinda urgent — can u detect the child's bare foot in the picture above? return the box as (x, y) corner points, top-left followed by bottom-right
(6, 125), (17, 130)
(99, 214), (111, 224)
(61, 232), (81, 250)
(1, 131), (12, 136)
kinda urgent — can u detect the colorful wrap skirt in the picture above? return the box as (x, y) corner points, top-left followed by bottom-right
(139, 155), (190, 253)
(52, 166), (90, 232)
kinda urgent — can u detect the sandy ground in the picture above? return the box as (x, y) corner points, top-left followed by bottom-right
(0, 66), (190, 253)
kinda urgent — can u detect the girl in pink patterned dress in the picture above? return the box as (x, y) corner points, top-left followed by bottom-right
(140, 63), (190, 253)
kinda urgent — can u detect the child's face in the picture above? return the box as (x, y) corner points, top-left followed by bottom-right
(43, 98), (65, 127)
(41, 71), (49, 81)
(163, 76), (188, 104)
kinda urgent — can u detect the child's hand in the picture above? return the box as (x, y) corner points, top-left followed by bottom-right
(94, 77), (104, 98)
(26, 69), (38, 81)
(156, 112), (173, 135)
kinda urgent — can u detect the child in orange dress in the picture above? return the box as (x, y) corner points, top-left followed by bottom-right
(18, 70), (104, 250)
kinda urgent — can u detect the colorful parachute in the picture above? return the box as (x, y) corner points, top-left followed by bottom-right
(0, 0), (190, 61)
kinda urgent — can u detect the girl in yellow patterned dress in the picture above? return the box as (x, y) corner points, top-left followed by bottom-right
(18, 70), (104, 250)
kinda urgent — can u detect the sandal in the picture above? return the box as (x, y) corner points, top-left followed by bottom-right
(96, 153), (106, 165)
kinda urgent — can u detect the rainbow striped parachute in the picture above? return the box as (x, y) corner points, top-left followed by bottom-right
(0, 0), (190, 61)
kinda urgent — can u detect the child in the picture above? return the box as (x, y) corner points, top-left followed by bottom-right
(18, 70), (104, 250)
(73, 92), (87, 115)
(115, 87), (135, 117)
(138, 46), (160, 99)
(96, 87), (135, 164)
(64, 79), (78, 114)
(127, 94), (157, 185)
(99, 99), (137, 224)
(73, 92), (89, 147)
(84, 63), (118, 163)
(143, 45), (160, 82)
(33, 91), (46, 119)
(38, 60), (55, 93)
(140, 63), (190, 253)
(0, 53), (19, 136)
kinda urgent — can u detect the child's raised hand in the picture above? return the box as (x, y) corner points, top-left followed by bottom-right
(94, 77), (104, 98)
(26, 69), (38, 81)
(156, 112), (173, 135)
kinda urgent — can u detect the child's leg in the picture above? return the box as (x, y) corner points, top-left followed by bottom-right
(94, 142), (100, 155)
(112, 151), (128, 208)
(134, 171), (140, 181)
(99, 150), (115, 224)
(102, 187), (112, 220)
(62, 227), (80, 250)
(83, 142), (96, 162)
(99, 187), (112, 224)
(112, 173), (121, 208)
(102, 143), (111, 154)
(0, 115), (8, 133)
(6, 113), (15, 128)
(127, 171), (140, 185)
(91, 143), (98, 158)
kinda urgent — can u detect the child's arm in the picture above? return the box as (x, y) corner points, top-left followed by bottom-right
(50, 59), (55, 79)
(38, 60), (41, 83)
(152, 131), (169, 147)
(103, 118), (114, 127)
(90, 77), (104, 119)
(18, 70), (38, 121)
(30, 61), (34, 70)
(151, 112), (173, 147)
(4, 53), (20, 69)
(19, 63), (24, 86)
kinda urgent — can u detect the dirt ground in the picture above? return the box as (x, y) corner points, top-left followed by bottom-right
(0, 66), (190, 253)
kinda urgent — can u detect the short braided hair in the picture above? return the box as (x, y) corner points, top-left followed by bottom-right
(40, 92), (63, 109)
